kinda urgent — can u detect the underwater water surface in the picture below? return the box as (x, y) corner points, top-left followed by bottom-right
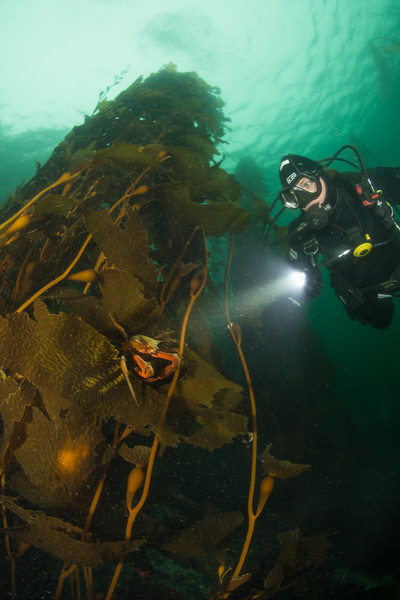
(0, 1), (400, 599)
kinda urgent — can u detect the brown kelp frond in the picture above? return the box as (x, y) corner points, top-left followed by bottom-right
(160, 184), (250, 237)
(0, 303), (128, 415)
(0, 495), (144, 566)
(157, 348), (245, 449)
(118, 443), (153, 466)
(0, 378), (36, 463)
(162, 510), (244, 558)
(84, 208), (159, 288)
(263, 529), (332, 597)
(0, 65), (253, 599)
(12, 407), (106, 506)
(0, 299), (245, 449)
(261, 444), (311, 479)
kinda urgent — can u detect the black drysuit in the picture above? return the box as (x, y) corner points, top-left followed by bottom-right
(287, 167), (400, 328)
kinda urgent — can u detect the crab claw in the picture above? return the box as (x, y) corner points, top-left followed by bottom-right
(132, 354), (155, 379)
(151, 350), (180, 381)
(124, 335), (180, 382)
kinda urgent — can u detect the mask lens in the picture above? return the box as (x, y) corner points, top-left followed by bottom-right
(293, 176), (317, 192)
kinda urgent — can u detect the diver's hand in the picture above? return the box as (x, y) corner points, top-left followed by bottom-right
(288, 268), (322, 304)
(303, 268), (323, 298)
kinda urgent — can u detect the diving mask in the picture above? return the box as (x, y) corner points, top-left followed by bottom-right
(279, 174), (323, 210)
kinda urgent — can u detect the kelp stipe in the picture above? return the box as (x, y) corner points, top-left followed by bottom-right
(216, 235), (270, 597)
(212, 236), (311, 599)
(105, 226), (209, 600)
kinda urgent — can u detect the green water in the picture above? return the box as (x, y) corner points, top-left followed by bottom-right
(308, 274), (400, 425)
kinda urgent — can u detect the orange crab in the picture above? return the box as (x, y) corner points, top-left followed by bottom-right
(122, 335), (180, 383)
(109, 313), (180, 405)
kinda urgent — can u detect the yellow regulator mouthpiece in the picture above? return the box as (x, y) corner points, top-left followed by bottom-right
(353, 234), (372, 258)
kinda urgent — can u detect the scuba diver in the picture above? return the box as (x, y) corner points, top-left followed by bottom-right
(267, 146), (400, 328)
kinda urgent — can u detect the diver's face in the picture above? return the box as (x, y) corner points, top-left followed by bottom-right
(296, 176), (327, 210)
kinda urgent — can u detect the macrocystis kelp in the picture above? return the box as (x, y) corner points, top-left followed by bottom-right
(0, 64), (320, 600)
(0, 65), (256, 599)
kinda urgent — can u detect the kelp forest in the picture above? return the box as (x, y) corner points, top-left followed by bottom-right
(0, 65), (347, 599)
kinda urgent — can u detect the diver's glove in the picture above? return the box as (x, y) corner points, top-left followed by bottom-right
(303, 267), (323, 299)
(288, 267), (322, 305)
